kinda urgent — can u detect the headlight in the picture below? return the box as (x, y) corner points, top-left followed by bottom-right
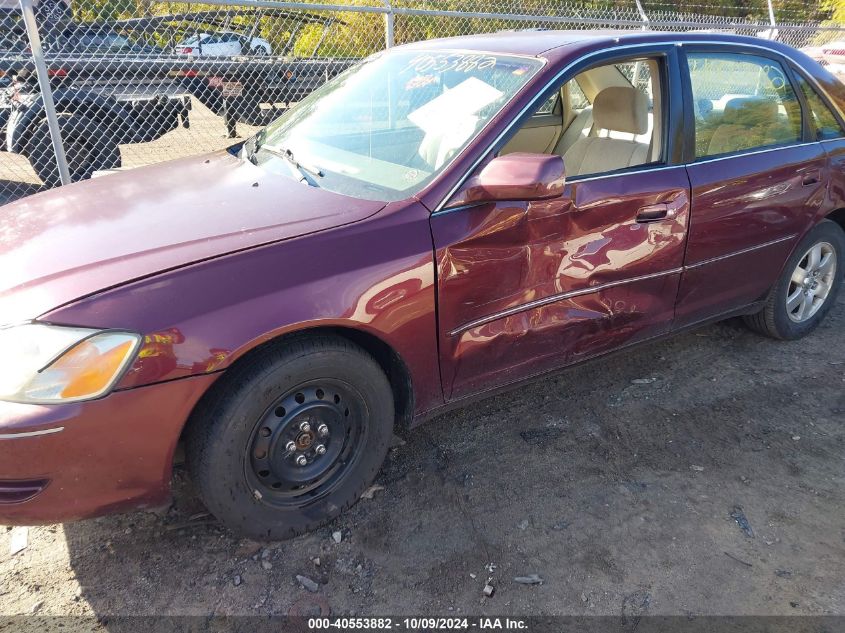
(0, 323), (141, 404)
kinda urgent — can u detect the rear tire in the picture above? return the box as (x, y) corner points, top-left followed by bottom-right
(744, 220), (844, 339)
(185, 335), (394, 540)
(28, 113), (121, 188)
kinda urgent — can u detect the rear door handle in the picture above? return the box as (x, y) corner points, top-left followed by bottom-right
(637, 203), (673, 223)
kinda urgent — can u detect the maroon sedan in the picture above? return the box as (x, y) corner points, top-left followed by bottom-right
(1, 31), (843, 539)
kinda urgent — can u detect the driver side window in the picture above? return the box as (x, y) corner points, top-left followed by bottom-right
(501, 56), (665, 179)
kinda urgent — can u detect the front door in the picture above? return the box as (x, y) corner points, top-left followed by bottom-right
(431, 50), (691, 400)
(675, 50), (828, 327)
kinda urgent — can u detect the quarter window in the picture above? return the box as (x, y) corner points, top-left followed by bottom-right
(567, 79), (590, 110)
(795, 74), (845, 140)
(535, 92), (559, 115)
(687, 53), (802, 158)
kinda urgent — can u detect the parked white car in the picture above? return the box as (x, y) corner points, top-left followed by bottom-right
(801, 41), (845, 73)
(175, 31), (272, 56)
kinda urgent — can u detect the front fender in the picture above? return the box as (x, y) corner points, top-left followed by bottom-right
(40, 201), (444, 416)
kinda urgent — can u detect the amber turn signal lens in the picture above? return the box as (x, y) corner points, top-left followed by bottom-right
(0, 325), (141, 404)
(57, 339), (136, 398)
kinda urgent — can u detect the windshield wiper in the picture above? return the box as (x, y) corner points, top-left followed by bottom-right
(242, 129), (265, 165)
(259, 143), (324, 186)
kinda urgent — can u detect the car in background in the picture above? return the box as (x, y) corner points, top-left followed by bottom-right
(53, 24), (163, 55)
(802, 40), (845, 74)
(0, 31), (843, 540)
(0, 0), (71, 24)
(4, 57), (190, 187)
(175, 31), (272, 56)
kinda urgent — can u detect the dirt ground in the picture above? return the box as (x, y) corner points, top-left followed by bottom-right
(0, 292), (842, 622)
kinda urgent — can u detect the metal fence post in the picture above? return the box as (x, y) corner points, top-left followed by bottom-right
(18, 0), (71, 186)
(634, 0), (649, 30)
(766, 0), (778, 40)
(384, 0), (395, 49)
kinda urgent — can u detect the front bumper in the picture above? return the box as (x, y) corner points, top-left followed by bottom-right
(0, 373), (218, 525)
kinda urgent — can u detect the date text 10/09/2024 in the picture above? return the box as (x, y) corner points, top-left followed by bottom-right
(308, 618), (529, 630)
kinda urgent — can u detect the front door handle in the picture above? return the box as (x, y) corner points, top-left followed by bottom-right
(802, 170), (821, 186)
(637, 203), (673, 223)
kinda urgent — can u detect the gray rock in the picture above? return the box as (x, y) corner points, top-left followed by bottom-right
(296, 575), (320, 592)
(514, 574), (544, 585)
(332, 531), (343, 544)
(9, 527), (28, 556)
(233, 575), (242, 587)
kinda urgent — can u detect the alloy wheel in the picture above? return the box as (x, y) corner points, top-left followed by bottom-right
(786, 241), (837, 323)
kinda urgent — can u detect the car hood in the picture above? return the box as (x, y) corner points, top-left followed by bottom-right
(0, 150), (386, 325)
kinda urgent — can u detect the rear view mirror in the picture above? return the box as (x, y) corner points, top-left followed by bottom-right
(446, 153), (565, 208)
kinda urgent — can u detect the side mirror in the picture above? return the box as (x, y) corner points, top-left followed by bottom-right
(446, 153), (565, 209)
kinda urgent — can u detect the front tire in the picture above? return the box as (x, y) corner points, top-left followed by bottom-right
(185, 335), (394, 540)
(744, 220), (843, 340)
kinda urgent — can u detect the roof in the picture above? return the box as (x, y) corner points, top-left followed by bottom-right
(400, 29), (793, 60)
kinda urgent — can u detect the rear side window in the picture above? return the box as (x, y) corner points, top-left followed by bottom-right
(795, 74), (845, 140)
(687, 53), (802, 158)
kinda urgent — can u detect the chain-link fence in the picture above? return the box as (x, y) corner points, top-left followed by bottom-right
(0, 0), (842, 204)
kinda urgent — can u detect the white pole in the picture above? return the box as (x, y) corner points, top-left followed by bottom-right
(384, 0), (394, 48)
(767, 0), (777, 40)
(18, 0), (71, 185)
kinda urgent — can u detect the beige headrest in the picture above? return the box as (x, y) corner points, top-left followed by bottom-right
(722, 97), (778, 123)
(593, 86), (649, 135)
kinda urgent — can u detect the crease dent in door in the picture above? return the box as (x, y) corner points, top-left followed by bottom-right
(432, 169), (690, 399)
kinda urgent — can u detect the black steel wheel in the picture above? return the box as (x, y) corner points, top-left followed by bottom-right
(186, 335), (394, 540)
(245, 380), (367, 506)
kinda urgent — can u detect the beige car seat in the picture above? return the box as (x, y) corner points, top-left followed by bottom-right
(558, 86), (650, 177)
(706, 97), (780, 156)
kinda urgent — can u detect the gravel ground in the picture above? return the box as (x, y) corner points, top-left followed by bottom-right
(1, 293), (843, 621)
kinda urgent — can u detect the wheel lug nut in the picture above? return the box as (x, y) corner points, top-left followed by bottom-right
(315, 444), (326, 455)
(318, 424), (329, 437)
(299, 421), (311, 432)
(295, 454), (307, 466)
(285, 441), (296, 452)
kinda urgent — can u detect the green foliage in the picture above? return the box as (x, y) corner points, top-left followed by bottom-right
(821, 0), (845, 23)
(68, 0), (842, 58)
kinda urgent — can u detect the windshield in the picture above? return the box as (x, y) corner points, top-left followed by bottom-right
(250, 50), (543, 201)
